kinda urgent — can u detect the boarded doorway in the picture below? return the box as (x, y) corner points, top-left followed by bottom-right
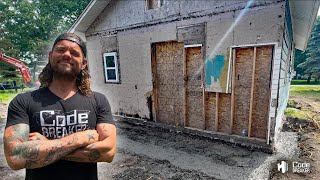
(185, 46), (204, 129)
(232, 45), (273, 139)
(152, 42), (184, 126)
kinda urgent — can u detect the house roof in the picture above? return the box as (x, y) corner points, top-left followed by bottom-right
(68, 0), (112, 34)
(69, 0), (319, 51)
(290, 0), (320, 50)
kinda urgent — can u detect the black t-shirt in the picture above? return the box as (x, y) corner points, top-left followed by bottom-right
(6, 87), (114, 180)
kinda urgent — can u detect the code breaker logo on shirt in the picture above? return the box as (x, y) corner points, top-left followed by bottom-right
(39, 110), (90, 139)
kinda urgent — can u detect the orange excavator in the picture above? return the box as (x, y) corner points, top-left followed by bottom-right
(0, 53), (34, 87)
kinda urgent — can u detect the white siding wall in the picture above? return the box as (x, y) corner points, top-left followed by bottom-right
(86, 1), (285, 121)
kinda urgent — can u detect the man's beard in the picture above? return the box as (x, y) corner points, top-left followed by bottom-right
(50, 62), (81, 81)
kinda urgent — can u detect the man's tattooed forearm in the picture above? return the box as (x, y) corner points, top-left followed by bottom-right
(42, 142), (67, 166)
(102, 124), (109, 133)
(10, 124), (29, 141)
(11, 143), (40, 159)
(25, 159), (39, 169)
(67, 135), (79, 145)
(87, 133), (96, 141)
(88, 149), (100, 161)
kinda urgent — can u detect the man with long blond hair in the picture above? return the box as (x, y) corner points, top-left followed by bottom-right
(3, 33), (116, 180)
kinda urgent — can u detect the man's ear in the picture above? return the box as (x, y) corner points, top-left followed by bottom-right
(48, 51), (52, 63)
(82, 59), (87, 70)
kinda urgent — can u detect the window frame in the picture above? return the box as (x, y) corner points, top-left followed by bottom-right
(145, 0), (164, 11)
(103, 52), (119, 83)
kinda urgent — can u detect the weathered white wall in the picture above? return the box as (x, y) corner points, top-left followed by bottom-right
(89, 23), (177, 118)
(87, 0), (283, 35)
(86, 0), (286, 120)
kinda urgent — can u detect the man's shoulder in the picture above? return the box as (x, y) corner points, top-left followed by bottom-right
(12, 87), (49, 102)
(90, 91), (110, 107)
(91, 91), (108, 100)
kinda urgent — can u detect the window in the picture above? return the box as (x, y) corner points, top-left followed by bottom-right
(145, 0), (164, 10)
(103, 52), (119, 83)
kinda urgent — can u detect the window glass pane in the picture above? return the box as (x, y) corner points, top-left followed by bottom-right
(107, 69), (116, 80)
(105, 56), (115, 67)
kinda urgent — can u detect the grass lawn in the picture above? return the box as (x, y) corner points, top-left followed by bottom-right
(0, 76), (30, 104)
(285, 85), (320, 124)
(289, 85), (320, 98)
(0, 90), (19, 104)
(0, 88), (32, 104)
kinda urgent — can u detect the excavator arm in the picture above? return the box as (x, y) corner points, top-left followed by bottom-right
(0, 53), (33, 86)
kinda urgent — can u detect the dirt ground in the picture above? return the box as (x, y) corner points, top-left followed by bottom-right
(0, 94), (319, 180)
(0, 102), (272, 180)
(271, 95), (320, 180)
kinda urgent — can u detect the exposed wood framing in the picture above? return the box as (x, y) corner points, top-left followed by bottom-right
(215, 92), (219, 132)
(202, 85), (206, 129)
(202, 46), (206, 130)
(248, 47), (257, 137)
(230, 49), (236, 134)
(151, 44), (158, 122)
(183, 48), (187, 127)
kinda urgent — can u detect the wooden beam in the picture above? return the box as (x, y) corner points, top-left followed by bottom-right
(215, 92), (219, 132)
(248, 47), (257, 137)
(183, 48), (187, 127)
(203, 86), (206, 130)
(230, 48), (236, 134)
(151, 44), (158, 122)
(202, 46), (206, 130)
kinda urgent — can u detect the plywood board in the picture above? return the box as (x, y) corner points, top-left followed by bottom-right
(251, 46), (273, 139)
(248, 47), (257, 137)
(177, 24), (205, 45)
(218, 93), (232, 133)
(154, 42), (184, 126)
(205, 92), (216, 131)
(186, 47), (204, 129)
(233, 48), (254, 136)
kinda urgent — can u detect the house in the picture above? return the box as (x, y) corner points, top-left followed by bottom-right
(69, 0), (319, 147)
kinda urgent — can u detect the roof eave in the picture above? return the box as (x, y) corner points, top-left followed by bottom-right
(291, 0), (320, 51)
(68, 0), (112, 34)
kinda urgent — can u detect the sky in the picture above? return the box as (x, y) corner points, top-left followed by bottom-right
(318, 7), (320, 16)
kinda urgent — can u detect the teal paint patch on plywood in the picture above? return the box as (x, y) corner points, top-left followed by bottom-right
(205, 55), (229, 93)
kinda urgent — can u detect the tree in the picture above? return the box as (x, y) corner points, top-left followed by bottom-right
(298, 17), (320, 83)
(294, 49), (307, 79)
(0, 0), (90, 78)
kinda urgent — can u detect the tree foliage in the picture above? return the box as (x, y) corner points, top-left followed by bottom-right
(297, 17), (320, 82)
(0, 0), (90, 77)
